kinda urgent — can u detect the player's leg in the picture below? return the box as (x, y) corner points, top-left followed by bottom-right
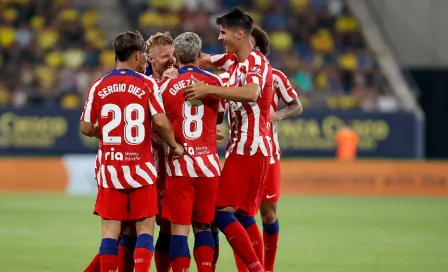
(162, 176), (195, 272)
(83, 253), (100, 272)
(155, 175), (172, 272)
(214, 154), (265, 272)
(94, 187), (127, 272)
(118, 222), (137, 272)
(191, 177), (220, 272)
(129, 185), (159, 272)
(260, 161), (281, 271)
(210, 223), (220, 272)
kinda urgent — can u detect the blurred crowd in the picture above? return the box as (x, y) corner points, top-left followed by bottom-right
(0, 0), (398, 111)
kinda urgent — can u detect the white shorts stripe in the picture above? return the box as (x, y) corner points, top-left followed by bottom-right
(184, 155), (198, 178)
(136, 165), (153, 185)
(107, 166), (124, 189)
(195, 157), (213, 177)
(122, 166), (142, 188)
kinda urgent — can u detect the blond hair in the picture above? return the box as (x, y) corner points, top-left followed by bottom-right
(147, 31), (174, 55)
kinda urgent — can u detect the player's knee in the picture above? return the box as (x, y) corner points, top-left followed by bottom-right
(260, 202), (277, 224)
(102, 219), (122, 239)
(236, 215), (256, 229)
(214, 210), (237, 230)
(135, 216), (156, 236)
(192, 222), (210, 233)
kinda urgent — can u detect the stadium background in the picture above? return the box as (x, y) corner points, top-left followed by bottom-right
(0, 0), (447, 271)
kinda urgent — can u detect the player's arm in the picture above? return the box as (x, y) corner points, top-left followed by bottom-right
(80, 122), (100, 138)
(199, 53), (236, 71)
(271, 73), (303, 121)
(186, 78), (260, 102)
(80, 80), (100, 138)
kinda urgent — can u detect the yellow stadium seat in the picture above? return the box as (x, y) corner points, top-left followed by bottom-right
(326, 96), (339, 109)
(31, 16), (45, 29)
(339, 95), (358, 110)
(2, 8), (18, 22)
(164, 14), (181, 28)
(310, 28), (334, 53)
(85, 28), (105, 44)
(247, 11), (262, 26)
(139, 12), (160, 27)
(0, 27), (16, 47)
(315, 71), (328, 88)
(34, 65), (56, 89)
(149, 0), (169, 9)
(100, 50), (116, 68)
(291, 0), (309, 11)
(64, 49), (86, 69)
(270, 31), (293, 51)
(59, 9), (79, 22)
(336, 16), (359, 33)
(339, 53), (358, 71)
(0, 89), (9, 105)
(61, 94), (82, 109)
(254, 0), (272, 10)
(45, 52), (63, 68)
(37, 29), (59, 50)
(81, 10), (99, 28)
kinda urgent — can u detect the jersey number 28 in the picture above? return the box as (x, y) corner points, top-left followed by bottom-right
(101, 103), (145, 145)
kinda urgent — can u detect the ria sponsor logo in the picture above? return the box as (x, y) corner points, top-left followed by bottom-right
(105, 147), (123, 161)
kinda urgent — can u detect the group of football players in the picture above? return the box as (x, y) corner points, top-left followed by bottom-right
(80, 6), (302, 272)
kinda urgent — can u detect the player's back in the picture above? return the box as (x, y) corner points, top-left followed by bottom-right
(91, 69), (159, 188)
(160, 66), (222, 177)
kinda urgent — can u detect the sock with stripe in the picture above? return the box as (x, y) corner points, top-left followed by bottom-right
(99, 238), (118, 272)
(155, 232), (171, 272)
(118, 234), (136, 272)
(83, 252), (100, 272)
(211, 230), (220, 272)
(263, 219), (279, 271)
(170, 235), (191, 272)
(194, 231), (215, 272)
(134, 234), (154, 272)
(214, 211), (264, 272)
(239, 216), (264, 265)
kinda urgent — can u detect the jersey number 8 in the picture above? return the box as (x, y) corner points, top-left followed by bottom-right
(101, 103), (145, 145)
(183, 100), (204, 140)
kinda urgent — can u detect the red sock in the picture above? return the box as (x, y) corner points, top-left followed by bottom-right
(233, 250), (249, 272)
(194, 246), (214, 272)
(263, 232), (279, 271)
(134, 248), (153, 272)
(212, 245), (219, 272)
(222, 221), (264, 272)
(100, 254), (118, 272)
(246, 224), (264, 265)
(118, 245), (135, 272)
(155, 250), (171, 272)
(171, 256), (191, 272)
(84, 252), (100, 272)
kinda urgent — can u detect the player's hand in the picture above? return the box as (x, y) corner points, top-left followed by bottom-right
(172, 143), (185, 159)
(94, 126), (101, 139)
(216, 125), (225, 143)
(162, 66), (178, 79)
(273, 77), (280, 89)
(184, 76), (210, 100)
(270, 111), (282, 122)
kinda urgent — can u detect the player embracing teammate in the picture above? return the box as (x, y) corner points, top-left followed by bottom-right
(80, 31), (184, 272)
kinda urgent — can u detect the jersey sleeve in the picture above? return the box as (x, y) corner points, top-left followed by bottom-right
(244, 54), (269, 89)
(274, 71), (298, 105)
(148, 79), (166, 116)
(80, 79), (101, 123)
(209, 53), (237, 71)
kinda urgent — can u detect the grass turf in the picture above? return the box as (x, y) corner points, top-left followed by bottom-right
(0, 195), (447, 271)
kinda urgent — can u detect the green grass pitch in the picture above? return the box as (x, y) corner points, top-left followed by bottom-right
(0, 195), (447, 272)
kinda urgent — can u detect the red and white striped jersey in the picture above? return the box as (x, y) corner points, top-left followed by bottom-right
(148, 76), (170, 176)
(159, 66), (223, 177)
(210, 51), (273, 157)
(270, 68), (299, 163)
(81, 69), (165, 189)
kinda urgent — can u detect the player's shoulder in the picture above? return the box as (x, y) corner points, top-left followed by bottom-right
(200, 70), (224, 86)
(272, 68), (287, 79)
(247, 50), (269, 66)
(138, 72), (158, 85)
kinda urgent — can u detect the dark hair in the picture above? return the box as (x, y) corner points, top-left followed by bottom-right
(113, 31), (146, 62)
(252, 25), (270, 56)
(216, 7), (253, 35)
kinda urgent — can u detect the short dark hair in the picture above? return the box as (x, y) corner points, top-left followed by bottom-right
(216, 7), (253, 35)
(252, 25), (270, 56)
(113, 31), (146, 62)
